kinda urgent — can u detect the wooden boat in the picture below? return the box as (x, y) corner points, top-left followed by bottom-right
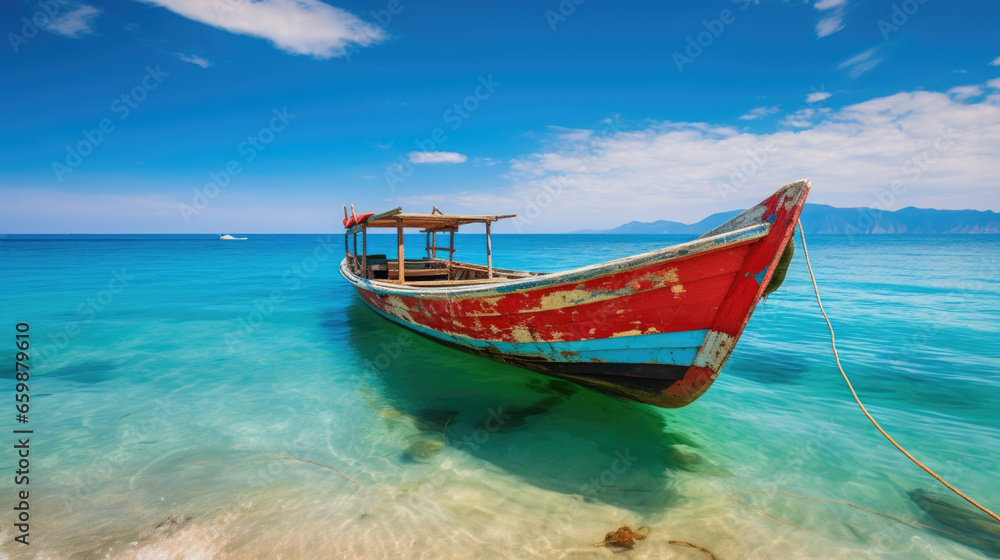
(340, 180), (809, 408)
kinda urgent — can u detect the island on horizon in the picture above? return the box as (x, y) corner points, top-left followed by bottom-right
(573, 204), (1000, 235)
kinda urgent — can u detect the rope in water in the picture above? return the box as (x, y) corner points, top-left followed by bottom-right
(796, 221), (1000, 524)
(730, 490), (971, 540)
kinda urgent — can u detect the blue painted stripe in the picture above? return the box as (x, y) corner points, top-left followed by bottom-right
(366, 304), (707, 367)
(481, 331), (707, 365)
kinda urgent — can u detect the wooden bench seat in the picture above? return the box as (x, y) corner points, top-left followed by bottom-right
(387, 261), (448, 281)
(390, 268), (448, 277)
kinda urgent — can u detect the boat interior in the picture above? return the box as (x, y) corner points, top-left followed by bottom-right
(343, 206), (536, 286)
(362, 256), (535, 285)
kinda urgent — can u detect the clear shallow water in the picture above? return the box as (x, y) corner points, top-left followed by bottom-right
(1, 233), (998, 559)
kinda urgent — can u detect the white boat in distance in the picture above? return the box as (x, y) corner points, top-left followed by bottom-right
(219, 234), (247, 240)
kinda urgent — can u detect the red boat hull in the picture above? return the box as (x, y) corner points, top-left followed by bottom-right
(342, 180), (810, 408)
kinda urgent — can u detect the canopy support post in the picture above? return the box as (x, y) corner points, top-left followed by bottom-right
(361, 226), (367, 279)
(353, 231), (359, 272)
(486, 221), (493, 279)
(397, 219), (405, 283)
(448, 228), (456, 280)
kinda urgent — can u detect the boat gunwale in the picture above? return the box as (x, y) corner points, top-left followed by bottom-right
(340, 221), (771, 297)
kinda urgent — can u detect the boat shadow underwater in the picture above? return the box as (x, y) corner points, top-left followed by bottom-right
(334, 300), (736, 513)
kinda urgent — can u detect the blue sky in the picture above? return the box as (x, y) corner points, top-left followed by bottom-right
(2, 0), (999, 233)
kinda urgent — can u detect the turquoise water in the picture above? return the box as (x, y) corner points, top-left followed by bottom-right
(1, 233), (999, 559)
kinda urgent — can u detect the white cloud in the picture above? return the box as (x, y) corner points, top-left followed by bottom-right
(739, 106), (781, 120)
(990, 56), (1000, 66)
(948, 85), (982, 100)
(838, 48), (883, 78)
(847, 59), (881, 78)
(545, 126), (594, 142)
(483, 81), (1000, 232)
(45, 4), (101, 37)
(139, 0), (386, 58)
(814, 0), (846, 37)
(780, 107), (830, 128)
(177, 53), (212, 68)
(838, 48), (873, 68)
(988, 77), (1000, 90)
(815, 14), (844, 37)
(814, 0), (846, 9)
(407, 151), (467, 164)
(805, 91), (832, 104)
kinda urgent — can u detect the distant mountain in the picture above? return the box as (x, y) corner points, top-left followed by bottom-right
(799, 204), (1000, 234)
(574, 204), (1000, 234)
(574, 210), (745, 235)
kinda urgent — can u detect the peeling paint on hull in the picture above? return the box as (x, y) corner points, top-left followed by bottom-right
(342, 180), (811, 408)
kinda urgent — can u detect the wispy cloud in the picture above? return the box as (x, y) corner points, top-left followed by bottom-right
(949, 85), (982, 100)
(139, 0), (386, 58)
(838, 49), (874, 69)
(45, 4), (101, 38)
(805, 91), (832, 104)
(815, 15), (844, 37)
(780, 107), (830, 128)
(177, 53), (212, 68)
(814, 0), (846, 38)
(398, 191), (518, 211)
(739, 106), (781, 120)
(408, 151), (467, 164)
(492, 80), (1000, 231)
(838, 47), (883, 78)
(990, 56), (1000, 66)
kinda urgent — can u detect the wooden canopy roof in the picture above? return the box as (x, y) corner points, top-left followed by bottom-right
(345, 207), (516, 235)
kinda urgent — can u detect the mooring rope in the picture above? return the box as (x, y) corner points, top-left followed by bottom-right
(797, 221), (1000, 524)
(730, 490), (972, 541)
